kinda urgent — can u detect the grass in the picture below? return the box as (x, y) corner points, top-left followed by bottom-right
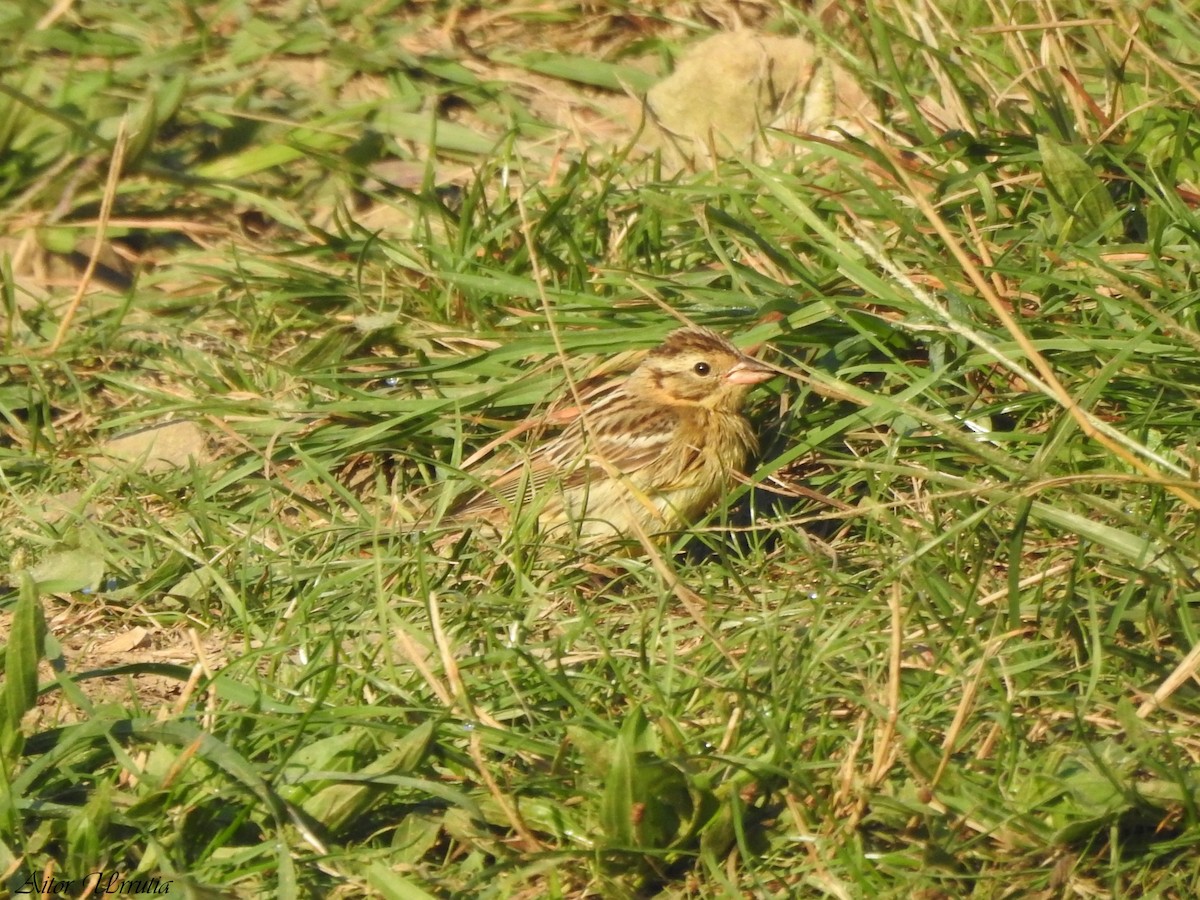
(5, 0), (1200, 896)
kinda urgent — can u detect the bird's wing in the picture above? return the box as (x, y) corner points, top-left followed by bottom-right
(451, 401), (681, 517)
(541, 393), (682, 479)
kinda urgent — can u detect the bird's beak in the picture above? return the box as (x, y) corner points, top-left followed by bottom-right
(725, 357), (776, 385)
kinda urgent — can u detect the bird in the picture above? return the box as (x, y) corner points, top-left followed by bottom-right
(440, 326), (776, 543)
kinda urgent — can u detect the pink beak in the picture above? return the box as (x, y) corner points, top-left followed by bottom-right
(725, 357), (776, 385)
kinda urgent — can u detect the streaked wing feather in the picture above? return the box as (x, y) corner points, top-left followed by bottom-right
(450, 385), (681, 518)
(542, 395), (676, 486)
(480, 455), (558, 506)
(569, 428), (674, 482)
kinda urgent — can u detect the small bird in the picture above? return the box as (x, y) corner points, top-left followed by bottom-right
(444, 327), (776, 542)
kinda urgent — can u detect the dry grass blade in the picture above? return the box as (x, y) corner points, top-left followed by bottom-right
(44, 118), (128, 354)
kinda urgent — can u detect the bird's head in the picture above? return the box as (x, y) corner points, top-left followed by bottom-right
(631, 327), (775, 411)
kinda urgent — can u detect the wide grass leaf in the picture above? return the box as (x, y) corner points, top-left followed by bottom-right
(1037, 135), (1122, 242)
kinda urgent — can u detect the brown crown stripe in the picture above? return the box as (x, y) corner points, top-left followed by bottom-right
(653, 327), (738, 359)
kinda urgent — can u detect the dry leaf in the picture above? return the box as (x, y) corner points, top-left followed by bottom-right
(95, 420), (209, 473)
(97, 627), (151, 654)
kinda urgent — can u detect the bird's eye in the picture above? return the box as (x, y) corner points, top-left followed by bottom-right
(693, 361), (711, 376)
